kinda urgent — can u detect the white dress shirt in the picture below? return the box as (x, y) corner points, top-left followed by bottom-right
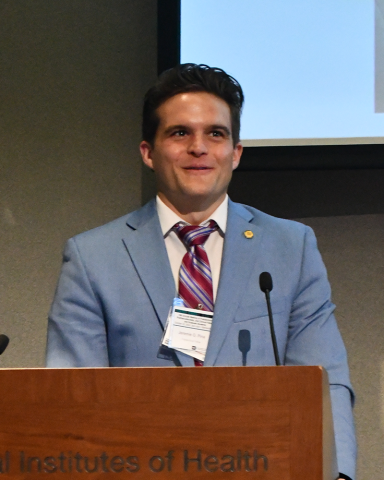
(156, 195), (228, 301)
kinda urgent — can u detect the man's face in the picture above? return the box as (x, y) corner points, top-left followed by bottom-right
(140, 91), (243, 212)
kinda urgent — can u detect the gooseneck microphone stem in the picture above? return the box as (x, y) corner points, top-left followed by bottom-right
(238, 330), (251, 366)
(264, 289), (281, 366)
(259, 272), (281, 366)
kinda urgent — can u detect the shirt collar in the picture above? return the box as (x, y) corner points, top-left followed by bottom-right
(156, 195), (228, 237)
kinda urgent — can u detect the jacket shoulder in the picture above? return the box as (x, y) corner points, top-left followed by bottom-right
(69, 200), (157, 247)
(70, 214), (131, 247)
(232, 201), (310, 236)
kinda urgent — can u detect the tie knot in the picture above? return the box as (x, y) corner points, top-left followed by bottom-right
(174, 220), (218, 247)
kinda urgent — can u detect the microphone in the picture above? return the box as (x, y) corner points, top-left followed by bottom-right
(0, 335), (9, 355)
(238, 329), (251, 366)
(259, 272), (281, 366)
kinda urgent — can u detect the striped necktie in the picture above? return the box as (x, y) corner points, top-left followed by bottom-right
(173, 220), (218, 366)
(173, 220), (218, 312)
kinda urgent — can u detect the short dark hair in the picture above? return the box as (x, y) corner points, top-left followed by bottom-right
(142, 63), (244, 146)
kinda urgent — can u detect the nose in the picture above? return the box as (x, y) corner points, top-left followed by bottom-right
(187, 133), (208, 157)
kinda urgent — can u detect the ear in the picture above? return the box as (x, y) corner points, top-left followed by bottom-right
(232, 142), (243, 171)
(140, 141), (154, 170)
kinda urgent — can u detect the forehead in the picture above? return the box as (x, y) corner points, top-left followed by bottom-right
(156, 91), (232, 128)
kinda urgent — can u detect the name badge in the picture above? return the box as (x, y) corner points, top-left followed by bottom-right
(162, 299), (213, 361)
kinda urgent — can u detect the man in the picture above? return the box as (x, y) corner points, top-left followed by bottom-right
(46, 64), (356, 479)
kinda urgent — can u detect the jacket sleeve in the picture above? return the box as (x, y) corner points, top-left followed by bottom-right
(46, 237), (109, 367)
(285, 226), (356, 480)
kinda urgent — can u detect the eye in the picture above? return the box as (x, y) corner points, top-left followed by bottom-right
(211, 130), (226, 138)
(172, 129), (187, 137)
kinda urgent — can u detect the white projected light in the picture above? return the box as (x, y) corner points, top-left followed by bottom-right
(181, 0), (384, 147)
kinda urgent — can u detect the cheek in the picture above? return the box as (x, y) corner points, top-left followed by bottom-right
(218, 153), (238, 172)
(156, 148), (182, 168)
(153, 158), (179, 183)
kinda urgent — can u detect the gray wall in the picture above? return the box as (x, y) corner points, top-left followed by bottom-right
(0, 0), (157, 366)
(0, 2), (382, 478)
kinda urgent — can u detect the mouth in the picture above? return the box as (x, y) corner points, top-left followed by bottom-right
(183, 166), (212, 170)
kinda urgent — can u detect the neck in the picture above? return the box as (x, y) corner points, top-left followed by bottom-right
(158, 193), (226, 225)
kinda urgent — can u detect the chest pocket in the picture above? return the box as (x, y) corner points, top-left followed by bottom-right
(234, 297), (287, 323)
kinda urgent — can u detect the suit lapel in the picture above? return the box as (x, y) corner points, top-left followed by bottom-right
(122, 200), (194, 367)
(204, 201), (263, 366)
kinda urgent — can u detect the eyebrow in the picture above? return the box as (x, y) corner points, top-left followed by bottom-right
(163, 124), (232, 136)
(163, 124), (188, 134)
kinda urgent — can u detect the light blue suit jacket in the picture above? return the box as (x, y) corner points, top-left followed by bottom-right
(46, 199), (356, 479)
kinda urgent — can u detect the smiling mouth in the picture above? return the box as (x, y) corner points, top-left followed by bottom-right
(184, 166), (212, 170)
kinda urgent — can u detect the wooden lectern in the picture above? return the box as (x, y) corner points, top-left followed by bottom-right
(0, 366), (337, 479)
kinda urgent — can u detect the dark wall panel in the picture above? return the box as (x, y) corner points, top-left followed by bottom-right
(229, 168), (384, 218)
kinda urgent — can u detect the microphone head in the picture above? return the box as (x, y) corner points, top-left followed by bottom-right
(0, 334), (9, 355)
(238, 329), (251, 354)
(259, 272), (273, 293)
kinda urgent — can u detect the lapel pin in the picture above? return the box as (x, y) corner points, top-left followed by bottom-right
(243, 230), (253, 239)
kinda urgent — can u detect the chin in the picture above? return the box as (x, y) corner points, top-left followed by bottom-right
(181, 186), (213, 197)
(182, 189), (223, 204)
